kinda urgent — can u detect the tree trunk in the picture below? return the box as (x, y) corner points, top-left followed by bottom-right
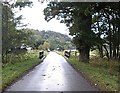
(97, 20), (103, 58)
(108, 23), (112, 59)
(103, 45), (109, 61)
(98, 45), (103, 58)
(78, 45), (90, 63)
(78, 14), (91, 63)
(116, 44), (119, 58)
(2, 54), (5, 64)
(107, 15), (112, 59)
(113, 45), (117, 59)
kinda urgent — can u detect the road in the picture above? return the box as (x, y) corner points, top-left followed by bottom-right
(5, 52), (98, 91)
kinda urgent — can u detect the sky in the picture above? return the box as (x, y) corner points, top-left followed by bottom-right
(14, 0), (70, 36)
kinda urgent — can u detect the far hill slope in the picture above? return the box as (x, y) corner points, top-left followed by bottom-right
(31, 30), (73, 50)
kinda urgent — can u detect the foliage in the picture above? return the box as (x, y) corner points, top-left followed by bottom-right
(92, 3), (120, 59)
(31, 30), (73, 50)
(2, 2), (33, 64)
(42, 41), (50, 50)
(44, 2), (120, 62)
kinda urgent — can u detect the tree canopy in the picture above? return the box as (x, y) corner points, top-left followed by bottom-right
(2, 1), (33, 63)
(44, 2), (120, 62)
(30, 30), (73, 50)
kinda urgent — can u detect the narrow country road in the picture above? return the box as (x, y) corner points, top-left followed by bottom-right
(5, 52), (98, 91)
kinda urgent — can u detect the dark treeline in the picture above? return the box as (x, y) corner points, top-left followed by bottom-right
(44, 2), (120, 62)
(2, 1), (33, 64)
(92, 3), (120, 61)
(31, 30), (72, 51)
(2, 1), (120, 64)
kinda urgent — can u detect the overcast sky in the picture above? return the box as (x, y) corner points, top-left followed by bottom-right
(14, 0), (70, 36)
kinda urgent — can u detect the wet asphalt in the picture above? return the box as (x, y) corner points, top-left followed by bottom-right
(5, 52), (99, 91)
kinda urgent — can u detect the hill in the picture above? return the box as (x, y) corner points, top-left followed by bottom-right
(31, 30), (73, 50)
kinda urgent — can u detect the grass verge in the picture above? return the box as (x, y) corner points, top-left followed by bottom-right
(68, 55), (119, 91)
(2, 50), (42, 91)
(54, 50), (64, 56)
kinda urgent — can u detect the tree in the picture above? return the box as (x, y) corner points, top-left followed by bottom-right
(31, 30), (72, 50)
(44, 2), (120, 62)
(2, 1), (33, 63)
(42, 41), (50, 50)
(44, 2), (97, 62)
(92, 2), (120, 60)
(2, 2), (17, 63)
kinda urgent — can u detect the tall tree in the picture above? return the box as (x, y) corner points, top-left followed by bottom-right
(92, 2), (120, 60)
(2, 1), (33, 63)
(44, 2), (120, 62)
(44, 2), (96, 62)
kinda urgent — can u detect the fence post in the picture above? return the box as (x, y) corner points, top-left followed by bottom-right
(39, 50), (44, 59)
(64, 50), (71, 58)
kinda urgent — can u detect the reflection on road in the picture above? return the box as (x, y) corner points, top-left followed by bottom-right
(6, 52), (98, 91)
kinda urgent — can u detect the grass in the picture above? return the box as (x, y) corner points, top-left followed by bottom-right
(52, 50), (119, 91)
(1, 50), (44, 91)
(54, 50), (64, 56)
(2, 50), (119, 91)
(68, 54), (119, 91)
(44, 50), (49, 56)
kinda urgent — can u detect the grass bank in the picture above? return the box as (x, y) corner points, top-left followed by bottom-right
(54, 50), (64, 56)
(55, 50), (119, 91)
(68, 55), (119, 91)
(1, 50), (46, 91)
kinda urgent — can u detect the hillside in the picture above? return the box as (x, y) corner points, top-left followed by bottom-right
(39, 30), (71, 41)
(31, 30), (73, 50)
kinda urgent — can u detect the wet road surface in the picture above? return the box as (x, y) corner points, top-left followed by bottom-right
(5, 52), (98, 91)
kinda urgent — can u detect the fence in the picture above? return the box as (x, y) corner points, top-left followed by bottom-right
(64, 50), (71, 58)
(39, 50), (44, 59)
